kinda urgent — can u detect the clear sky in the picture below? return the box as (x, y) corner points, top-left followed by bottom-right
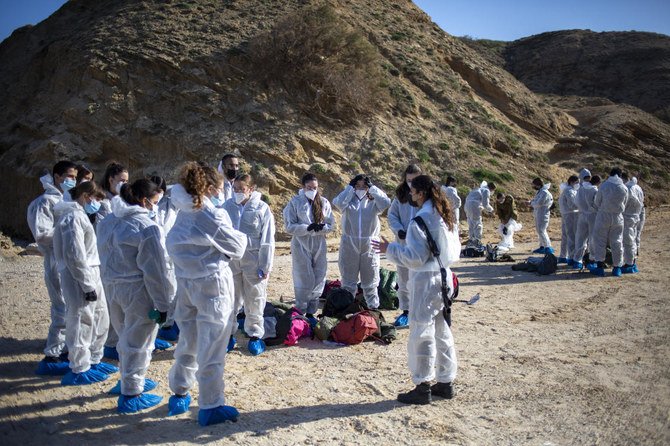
(1, 0), (669, 42)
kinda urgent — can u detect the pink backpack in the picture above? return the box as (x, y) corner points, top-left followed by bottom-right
(283, 316), (312, 346)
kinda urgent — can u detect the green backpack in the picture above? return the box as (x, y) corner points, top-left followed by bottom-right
(377, 268), (399, 310)
(314, 316), (339, 341)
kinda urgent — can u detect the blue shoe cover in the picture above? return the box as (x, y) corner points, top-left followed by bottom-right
(61, 368), (109, 386)
(108, 378), (157, 395)
(117, 393), (162, 414)
(198, 405), (239, 426)
(566, 259), (574, 266)
(632, 264), (639, 273)
(590, 266), (605, 277)
(612, 267), (623, 277)
(393, 313), (409, 327)
(227, 336), (237, 353)
(168, 393), (191, 416)
(103, 346), (119, 361)
(532, 247), (545, 254)
(544, 247), (555, 255)
(35, 357), (70, 376)
(154, 338), (172, 351)
(557, 257), (568, 264)
(572, 262), (583, 270)
(157, 323), (180, 342)
(248, 338), (266, 356)
(306, 316), (318, 329)
(92, 361), (119, 374)
(237, 318), (245, 332)
(586, 262), (598, 271)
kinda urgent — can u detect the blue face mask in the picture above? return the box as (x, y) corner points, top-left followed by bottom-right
(61, 178), (76, 191)
(210, 195), (222, 207)
(84, 199), (101, 215)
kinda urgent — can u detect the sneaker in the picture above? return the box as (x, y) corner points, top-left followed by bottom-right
(532, 247), (545, 254)
(393, 311), (409, 328)
(198, 405), (239, 426)
(117, 393), (162, 414)
(397, 382), (431, 405)
(91, 361), (119, 374)
(168, 393), (191, 416)
(248, 337), (266, 356)
(61, 368), (109, 386)
(108, 378), (157, 395)
(35, 356), (70, 376)
(612, 266), (623, 277)
(430, 382), (455, 399)
(103, 345), (119, 361)
(227, 335), (237, 353)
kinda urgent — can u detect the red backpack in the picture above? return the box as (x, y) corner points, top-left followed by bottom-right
(331, 311), (378, 345)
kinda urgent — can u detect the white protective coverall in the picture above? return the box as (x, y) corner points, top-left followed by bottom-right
(464, 182), (493, 242)
(223, 192), (275, 339)
(558, 183), (579, 260)
(96, 191), (119, 350)
(387, 197), (418, 312)
(153, 187), (179, 328)
(97, 198), (176, 396)
(27, 176), (67, 358)
(387, 199), (460, 385)
(592, 175), (629, 267)
(623, 178), (644, 266)
(52, 201), (109, 373)
(166, 184), (247, 410)
(441, 185), (462, 228)
(333, 185), (391, 309)
(572, 181), (599, 264)
(530, 183), (553, 248)
(282, 190), (335, 315)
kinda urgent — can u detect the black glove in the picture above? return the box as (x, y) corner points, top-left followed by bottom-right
(307, 223), (318, 232)
(398, 230), (407, 240)
(502, 226), (508, 235)
(313, 223), (325, 232)
(365, 177), (373, 188)
(349, 174), (365, 187)
(84, 290), (97, 302)
(157, 311), (168, 325)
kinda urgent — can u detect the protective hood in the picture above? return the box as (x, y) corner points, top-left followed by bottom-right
(111, 195), (149, 218)
(626, 177), (638, 187)
(559, 182), (568, 193)
(42, 178), (62, 197)
(247, 191), (263, 206)
(170, 183), (199, 212)
(606, 175), (624, 186)
(579, 168), (591, 180)
(53, 200), (82, 220)
(479, 180), (488, 190)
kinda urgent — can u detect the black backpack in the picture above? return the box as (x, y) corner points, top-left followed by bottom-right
(537, 252), (558, 275)
(322, 287), (355, 319)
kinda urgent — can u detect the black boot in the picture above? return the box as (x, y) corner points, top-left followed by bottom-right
(431, 382), (455, 399)
(397, 382), (431, 405)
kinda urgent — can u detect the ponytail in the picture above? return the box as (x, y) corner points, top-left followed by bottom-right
(411, 175), (455, 231)
(120, 179), (160, 206)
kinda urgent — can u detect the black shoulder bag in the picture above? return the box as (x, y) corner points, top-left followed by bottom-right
(413, 216), (453, 327)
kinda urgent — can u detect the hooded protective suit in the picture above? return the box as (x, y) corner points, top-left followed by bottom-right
(153, 187), (179, 329)
(572, 181), (599, 264)
(623, 178), (644, 266)
(388, 197), (418, 312)
(27, 176), (67, 358)
(166, 184), (247, 410)
(282, 190), (335, 315)
(530, 183), (553, 248)
(464, 182), (493, 242)
(52, 200), (109, 373)
(592, 175), (629, 267)
(387, 199), (460, 386)
(96, 191), (119, 351)
(223, 191), (275, 339)
(558, 183), (579, 260)
(333, 185), (391, 309)
(441, 185), (461, 227)
(97, 197), (176, 396)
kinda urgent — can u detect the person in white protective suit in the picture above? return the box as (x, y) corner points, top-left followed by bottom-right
(333, 173), (391, 310)
(528, 178), (554, 254)
(52, 181), (116, 386)
(216, 153), (241, 203)
(494, 192), (522, 252)
(558, 175), (580, 265)
(96, 162), (129, 360)
(222, 174), (275, 356)
(375, 175), (460, 405)
(282, 173), (336, 326)
(27, 161), (78, 375)
(441, 176), (461, 230)
(463, 181), (496, 244)
(571, 174), (601, 269)
(96, 179), (176, 413)
(620, 172), (644, 274)
(590, 167), (629, 277)
(166, 162), (247, 426)
(388, 164), (423, 327)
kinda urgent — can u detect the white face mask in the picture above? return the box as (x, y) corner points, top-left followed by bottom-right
(115, 181), (126, 195)
(156, 193), (164, 202)
(148, 204), (158, 219)
(304, 189), (317, 201)
(406, 181), (412, 189)
(572, 183), (580, 191)
(234, 192), (247, 204)
(355, 190), (367, 200)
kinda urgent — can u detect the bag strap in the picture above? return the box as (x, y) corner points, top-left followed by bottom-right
(413, 216), (452, 326)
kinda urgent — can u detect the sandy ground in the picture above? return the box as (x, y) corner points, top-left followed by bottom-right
(1, 209), (669, 446)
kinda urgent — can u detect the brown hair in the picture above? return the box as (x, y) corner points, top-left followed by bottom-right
(101, 162), (128, 195)
(395, 164), (422, 203)
(70, 180), (106, 201)
(76, 164), (94, 184)
(411, 175), (455, 231)
(179, 162), (222, 209)
(120, 179), (160, 206)
(234, 173), (256, 189)
(301, 172), (323, 224)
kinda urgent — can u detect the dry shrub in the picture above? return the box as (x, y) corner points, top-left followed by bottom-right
(249, 4), (388, 124)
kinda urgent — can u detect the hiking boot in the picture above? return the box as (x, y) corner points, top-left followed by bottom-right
(430, 382), (455, 399)
(397, 382), (431, 405)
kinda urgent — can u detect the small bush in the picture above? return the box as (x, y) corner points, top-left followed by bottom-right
(310, 163), (327, 174)
(417, 150), (430, 163)
(471, 168), (514, 184)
